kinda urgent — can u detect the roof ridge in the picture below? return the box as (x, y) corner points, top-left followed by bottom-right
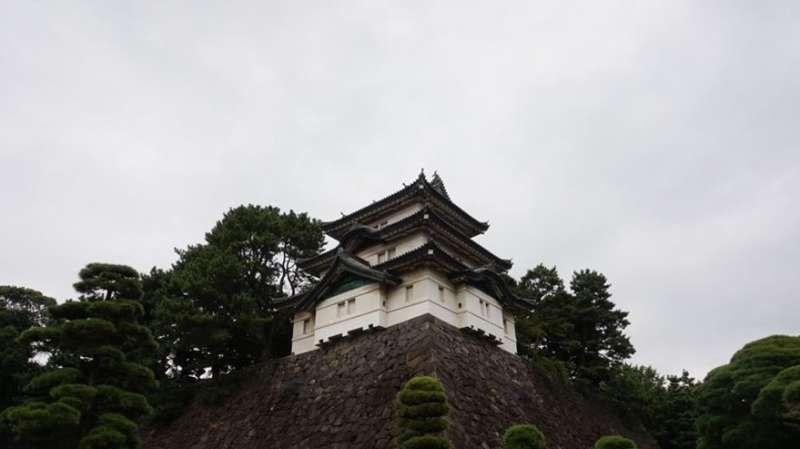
(321, 175), (423, 228)
(320, 174), (488, 240)
(430, 171), (450, 200)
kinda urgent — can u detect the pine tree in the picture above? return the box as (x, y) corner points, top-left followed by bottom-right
(151, 205), (323, 380)
(569, 270), (634, 385)
(514, 265), (634, 386)
(3, 264), (157, 449)
(518, 264), (564, 302)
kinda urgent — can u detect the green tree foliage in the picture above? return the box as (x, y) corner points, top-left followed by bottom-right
(0, 286), (57, 410)
(503, 424), (546, 449)
(569, 270), (634, 384)
(696, 335), (800, 449)
(2, 264), (156, 449)
(513, 265), (569, 361)
(514, 265), (634, 386)
(657, 372), (699, 449)
(396, 376), (450, 449)
(595, 435), (638, 449)
(603, 365), (698, 449)
(149, 205), (323, 380)
(0, 286), (57, 448)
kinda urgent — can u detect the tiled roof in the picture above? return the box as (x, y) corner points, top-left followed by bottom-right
(321, 172), (488, 240)
(298, 207), (512, 277)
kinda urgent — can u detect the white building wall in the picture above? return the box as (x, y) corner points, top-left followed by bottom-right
(291, 311), (316, 354)
(358, 231), (429, 266)
(366, 202), (424, 229)
(457, 286), (518, 353)
(312, 283), (386, 345)
(291, 268), (518, 355)
(501, 313), (517, 353)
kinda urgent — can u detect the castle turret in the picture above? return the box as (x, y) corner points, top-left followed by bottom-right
(286, 171), (532, 354)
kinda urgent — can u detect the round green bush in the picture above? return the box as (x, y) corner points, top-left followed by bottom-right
(503, 424), (546, 449)
(595, 435), (638, 449)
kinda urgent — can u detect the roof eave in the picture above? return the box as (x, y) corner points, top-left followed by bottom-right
(296, 252), (401, 312)
(321, 176), (488, 239)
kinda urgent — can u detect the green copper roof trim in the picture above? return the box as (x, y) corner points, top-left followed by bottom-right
(323, 274), (375, 300)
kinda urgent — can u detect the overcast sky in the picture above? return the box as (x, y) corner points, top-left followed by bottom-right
(1, 1), (798, 379)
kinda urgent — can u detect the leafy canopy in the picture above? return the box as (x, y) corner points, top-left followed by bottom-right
(696, 335), (800, 449)
(602, 365), (698, 449)
(148, 205), (323, 380)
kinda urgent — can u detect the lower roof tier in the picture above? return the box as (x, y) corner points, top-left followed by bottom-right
(281, 243), (532, 314)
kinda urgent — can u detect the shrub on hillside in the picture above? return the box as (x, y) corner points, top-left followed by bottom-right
(503, 424), (546, 449)
(397, 376), (450, 449)
(595, 435), (638, 449)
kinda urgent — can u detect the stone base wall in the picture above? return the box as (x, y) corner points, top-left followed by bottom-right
(143, 315), (659, 449)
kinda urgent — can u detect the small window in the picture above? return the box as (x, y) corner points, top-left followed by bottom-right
(405, 285), (414, 302)
(387, 247), (396, 259)
(438, 286), (445, 302)
(337, 302), (346, 318)
(347, 298), (356, 315)
(485, 302), (490, 318)
(503, 318), (508, 334)
(302, 319), (311, 335)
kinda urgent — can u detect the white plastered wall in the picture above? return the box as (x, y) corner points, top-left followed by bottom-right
(366, 203), (424, 229)
(357, 231), (429, 266)
(290, 268), (518, 355)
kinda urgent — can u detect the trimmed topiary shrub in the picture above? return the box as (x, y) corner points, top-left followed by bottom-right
(397, 376), (450, 449)
(503, 424), (546, 449)
(595, 435), (638, 449)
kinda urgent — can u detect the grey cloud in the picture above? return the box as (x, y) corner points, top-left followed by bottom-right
(1, 0), (798, 378)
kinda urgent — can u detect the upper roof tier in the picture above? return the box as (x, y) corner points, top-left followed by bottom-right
(321, 171), (489, 241)
(299, 205), (512, 277)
